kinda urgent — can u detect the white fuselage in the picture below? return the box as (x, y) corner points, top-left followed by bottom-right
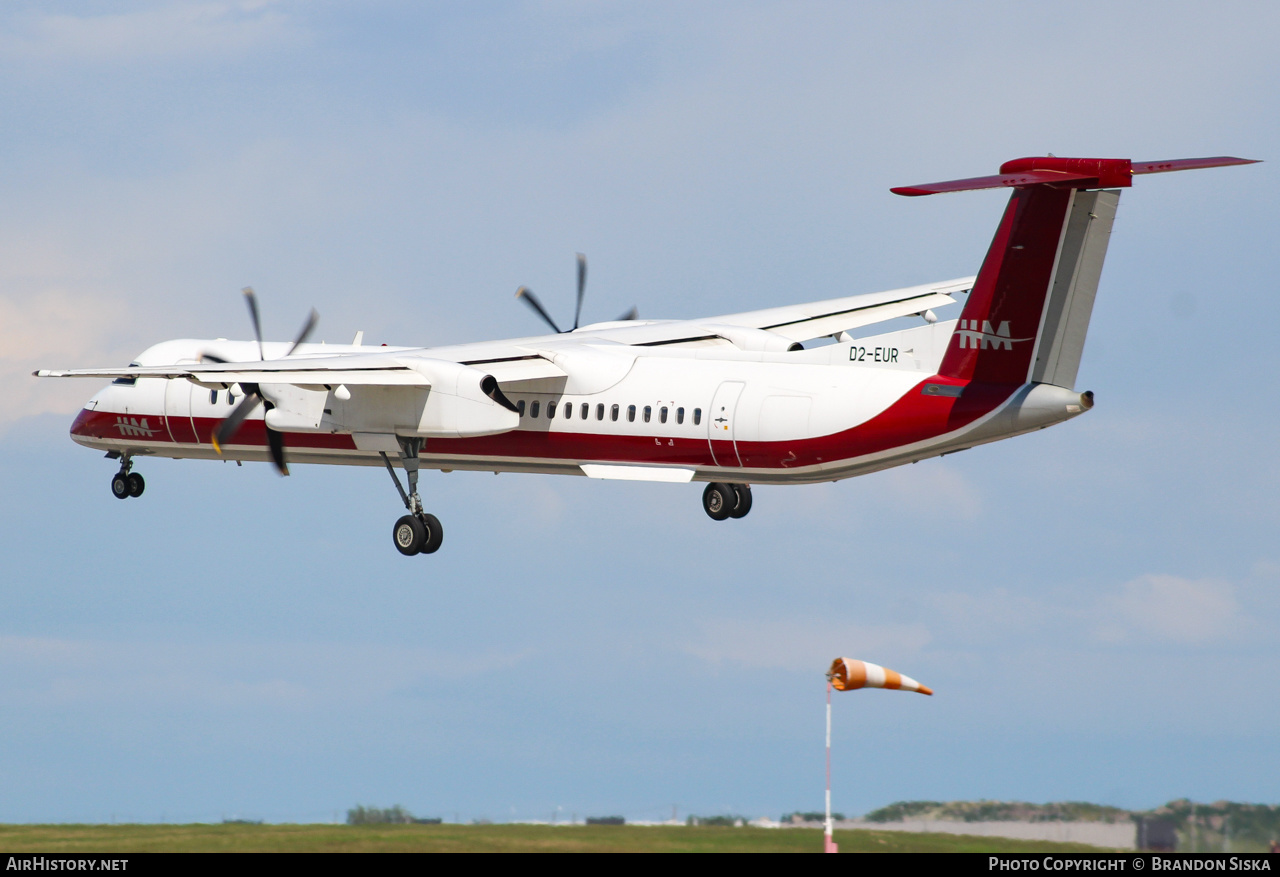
(69, 319), (1090, 486)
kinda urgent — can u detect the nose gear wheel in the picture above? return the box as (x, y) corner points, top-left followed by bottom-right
(109, 453), (145, 500)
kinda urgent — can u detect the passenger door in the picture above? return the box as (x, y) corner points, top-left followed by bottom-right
(706, 381), (744, 467)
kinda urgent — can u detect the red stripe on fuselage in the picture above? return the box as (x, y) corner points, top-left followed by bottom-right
(70, 377), (1018, 473)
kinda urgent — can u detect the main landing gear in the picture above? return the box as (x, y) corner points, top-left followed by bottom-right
(381, 439), (444, 556)
(702, 482), (751, 521)
(108, 453), (145, 500)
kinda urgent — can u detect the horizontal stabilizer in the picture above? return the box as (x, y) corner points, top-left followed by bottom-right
(893, 155), (1258, 197)
(891, 170), (1097, 197)
(1133, 156), (1259, 175)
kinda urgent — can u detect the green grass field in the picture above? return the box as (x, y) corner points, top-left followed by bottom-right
(0, 823), (1113, 853)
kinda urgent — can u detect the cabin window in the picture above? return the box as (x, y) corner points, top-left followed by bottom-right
(228, 391), (236, 405)
(643, 405), (651, 423)
(517, 399), (526, 417)
(548, 400), (556, 419)
(530, 400), (540, 418)
(660, 406), (668, 424)
(610, 404), (619, 422)
(627, 405), (636, 423)
(564, 402), (573, 419)
(597, 403), (605, 421)
(210, 390), (219, 405)
(693, 408), (702, 426)
(677, 407), (685, 424)
(581, 403), (589, 420)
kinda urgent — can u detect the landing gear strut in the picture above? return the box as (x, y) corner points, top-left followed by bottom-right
(109, 454), (145, 500)
(381, 440), (444, 556)
(703, 482), (751, 521)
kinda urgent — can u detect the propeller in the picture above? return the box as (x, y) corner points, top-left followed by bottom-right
(209, 287), (318, 477)
(515, 253), (637, 333)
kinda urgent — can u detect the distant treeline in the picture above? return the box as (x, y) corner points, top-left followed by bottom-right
(860, 799), (1280, 852)
(864, 800), (1130, 824)
(347, 805), (442, 825)
(686, 815), (747, 827)
(783, 811), (845, 824)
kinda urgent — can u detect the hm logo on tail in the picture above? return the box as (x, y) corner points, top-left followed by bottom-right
(956, 320), (1033, 350)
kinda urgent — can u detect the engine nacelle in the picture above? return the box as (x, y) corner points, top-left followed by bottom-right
(260, 357), (519, 438)
(695, 323), (802, 353)
(402, 357), (520, 438)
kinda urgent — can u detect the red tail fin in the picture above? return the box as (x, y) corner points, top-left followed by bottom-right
(895, 156), (1257, 386)
(939, 184), (1074, 383)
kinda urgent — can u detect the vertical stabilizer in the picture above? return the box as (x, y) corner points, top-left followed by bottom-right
(1029, 189), (1118, 388)
(893, 155), (1257, 388)
(936, 184), (1078, 384)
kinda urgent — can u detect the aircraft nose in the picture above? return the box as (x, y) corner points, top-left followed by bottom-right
(70, 405), (102, 441)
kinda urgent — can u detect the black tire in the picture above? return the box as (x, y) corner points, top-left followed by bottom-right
(111, 473), (130, 500)
(393, 514), (426, 556)
(728, 483), (752, 518)
(127, 472), (146, 498)
(419, 513), (444, 555)
(702, 482), (734, 521)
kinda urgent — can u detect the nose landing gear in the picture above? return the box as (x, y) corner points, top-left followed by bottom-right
(381, 440), (445, 556)
(109, 454), (145, 500)
(702, 482), (751, 521)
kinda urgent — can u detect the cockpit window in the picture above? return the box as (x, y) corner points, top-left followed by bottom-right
(111, 363), (142, 386)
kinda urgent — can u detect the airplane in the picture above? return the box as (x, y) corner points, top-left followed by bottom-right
(37, 154), (1256, 556)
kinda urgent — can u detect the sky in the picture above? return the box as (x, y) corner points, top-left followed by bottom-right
(1, 1), (1277, 824)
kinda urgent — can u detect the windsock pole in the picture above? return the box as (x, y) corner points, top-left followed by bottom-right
(823, 657), (931, 853)
(824, 680), (838, 853)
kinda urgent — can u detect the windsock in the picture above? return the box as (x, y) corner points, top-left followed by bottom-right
(827, 657), (932, 696)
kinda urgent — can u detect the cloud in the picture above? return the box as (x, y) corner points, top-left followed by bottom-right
(1097, 574), (1244, 644)
(1250, 559), (1280, 580)
(684, 617), (931, 673)
(871, 462), (984, 522)
(0, 289), (134, 430)
(0, 636), (530, 710)
(0, 1), (298, 65)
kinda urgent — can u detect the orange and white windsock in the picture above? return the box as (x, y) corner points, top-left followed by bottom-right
(827, 657), (932, 696)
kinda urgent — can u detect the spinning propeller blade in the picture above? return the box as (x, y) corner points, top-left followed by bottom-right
(573, 252), (586, 331)
(242, 287), (265, 361)
(211, 291), (319, 476)
(515, 286), (563, 334)
(515, 253), (636, 333)
(212, 392), (261, 454)
(265, 421), (289, 476)
(283, 308), (318, 358)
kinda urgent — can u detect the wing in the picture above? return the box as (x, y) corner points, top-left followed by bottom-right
(692, 276), (972, 342)
(37, 351), (435, 387)
(572, 277), (973, 348)
(37, 346), (572, 387)
(37, 278), (970, 384)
